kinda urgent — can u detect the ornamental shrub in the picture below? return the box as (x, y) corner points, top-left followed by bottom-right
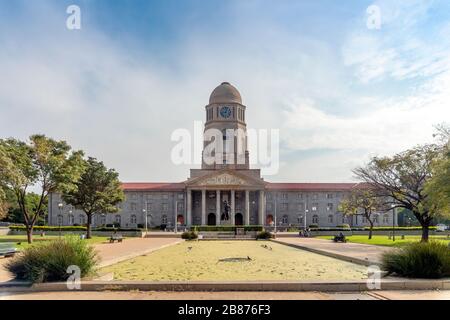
(256, 231), (274, 240)
(6, 236), (98, 283)
(181, 231), (198, 240)
(382, 241), (450, 278)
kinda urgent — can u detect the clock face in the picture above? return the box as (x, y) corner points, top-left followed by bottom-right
(220, 106), (232, 118)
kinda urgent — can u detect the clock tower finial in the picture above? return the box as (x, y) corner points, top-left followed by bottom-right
(202, 82), (249, 170)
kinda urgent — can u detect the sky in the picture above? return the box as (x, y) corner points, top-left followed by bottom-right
(0, 0), (449, 183)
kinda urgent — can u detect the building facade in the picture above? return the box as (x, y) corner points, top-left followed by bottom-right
(49, 82), (397, 229)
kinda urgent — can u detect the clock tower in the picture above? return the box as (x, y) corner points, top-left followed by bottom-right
(202, 82), (250, 170)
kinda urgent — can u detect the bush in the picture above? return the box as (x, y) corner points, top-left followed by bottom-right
(6, 236), (99, 283)
(382, 241), (450, 279)
(256, 231), (274, 240)
(308, 224), (319, 229)
(181, 231), (198, 240)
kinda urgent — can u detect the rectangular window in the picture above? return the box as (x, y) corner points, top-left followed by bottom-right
(298, 203), (304, 211)
(162, 203), (168, 212)
(178, 193), (184, 199)
(162, 194), (169, 200)
(327, 203), (333, 211)
(282, 193), (288, 199)
(312, 203), (318, 211)
(327, 193), (334, 199)
(130, 203), (137, 211)
(281, 203), (288, 211)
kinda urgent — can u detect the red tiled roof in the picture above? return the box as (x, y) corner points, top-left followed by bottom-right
(121, 182), (358, 191)
(266, 183), (358, 191)
(121, 182), (185, 191)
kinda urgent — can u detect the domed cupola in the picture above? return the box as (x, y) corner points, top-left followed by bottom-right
(209, 82), (242, 105)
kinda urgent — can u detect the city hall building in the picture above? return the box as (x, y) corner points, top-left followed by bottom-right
(49, 82), (396, 229)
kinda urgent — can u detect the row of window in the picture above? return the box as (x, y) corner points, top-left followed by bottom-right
(126, 202), (185, 212)
(57, 214), (169, 225)
(125, 193), (184, 200)
(266, 202), (334, 212)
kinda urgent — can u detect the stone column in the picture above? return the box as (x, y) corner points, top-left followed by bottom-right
(245, 190), (250, 225)
(259, 190), (265, 226)
(231, 190), (235, 225)
(201, 189), (206, 225)
(216, 190), (221, 226)
(186, 189), (192, 227)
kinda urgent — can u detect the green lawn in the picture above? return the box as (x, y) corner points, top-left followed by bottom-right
(0, 235), (111, 250)
(317, 235), (450, 247)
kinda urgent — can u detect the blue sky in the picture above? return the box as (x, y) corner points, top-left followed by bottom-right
(0, 0), (449, 183)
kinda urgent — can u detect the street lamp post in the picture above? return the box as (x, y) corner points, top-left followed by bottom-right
(174, 200), (179, 234)
(274, 193), (277, 234)
(392, 205), (396, 242)
(304, 202), (308, 230)
(142, 209), (147, 233)
(58, 203), (63, 238)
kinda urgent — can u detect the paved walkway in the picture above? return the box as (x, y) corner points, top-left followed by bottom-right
(0, 290), (449, 300)
(272, 237), (392, 266)
(94, 237), (182, 268)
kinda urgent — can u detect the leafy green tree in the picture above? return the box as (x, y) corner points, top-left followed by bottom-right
(425, 124), (450, 219)
(354, 144), (447, 242)
(62, 157), (124, 239)
(339, 185), (385, 239)
(2, 192), (48, 225)
(0, 135), (84, 243)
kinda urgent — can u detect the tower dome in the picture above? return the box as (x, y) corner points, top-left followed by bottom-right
(209, 82), (242, 104)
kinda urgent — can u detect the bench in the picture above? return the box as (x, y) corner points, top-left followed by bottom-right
(0, 243), (17, 258)
(333, 234), (347, 243)
(109, 235), (123, 243)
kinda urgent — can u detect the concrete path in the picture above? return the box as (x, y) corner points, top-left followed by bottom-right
(0, 290), (449, 300)
(272, 237), (393, 266)
(94, 237), (183, 268)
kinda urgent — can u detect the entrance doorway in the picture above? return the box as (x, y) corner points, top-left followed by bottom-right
(235, 213), (243, 226)
(207, 213), (216, 226)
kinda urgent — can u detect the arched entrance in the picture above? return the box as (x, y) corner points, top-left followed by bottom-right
(207, 213), (216, 226)
(235, 213), (243, 226)
(266, 214), (274, 225)
(177, 215), (184, 225)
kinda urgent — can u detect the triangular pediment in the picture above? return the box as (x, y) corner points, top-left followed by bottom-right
(186, 170), (266, 188)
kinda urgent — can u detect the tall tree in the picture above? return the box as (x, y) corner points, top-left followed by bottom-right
(62, 157), (124, 239)
(339, 185), (385, 239)
(0, 188), (8, 221)
(354, 144), (447, 242)
(425, 124), (450, 218)
(0, 135), (84, 243)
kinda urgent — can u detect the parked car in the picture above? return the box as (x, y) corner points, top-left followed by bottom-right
(436, 224), (448, 232)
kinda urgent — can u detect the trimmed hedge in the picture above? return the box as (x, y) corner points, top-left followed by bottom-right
(367, 226), (437, 231)
(10, 225), (87, 232)
(192, 225), (263, 232)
